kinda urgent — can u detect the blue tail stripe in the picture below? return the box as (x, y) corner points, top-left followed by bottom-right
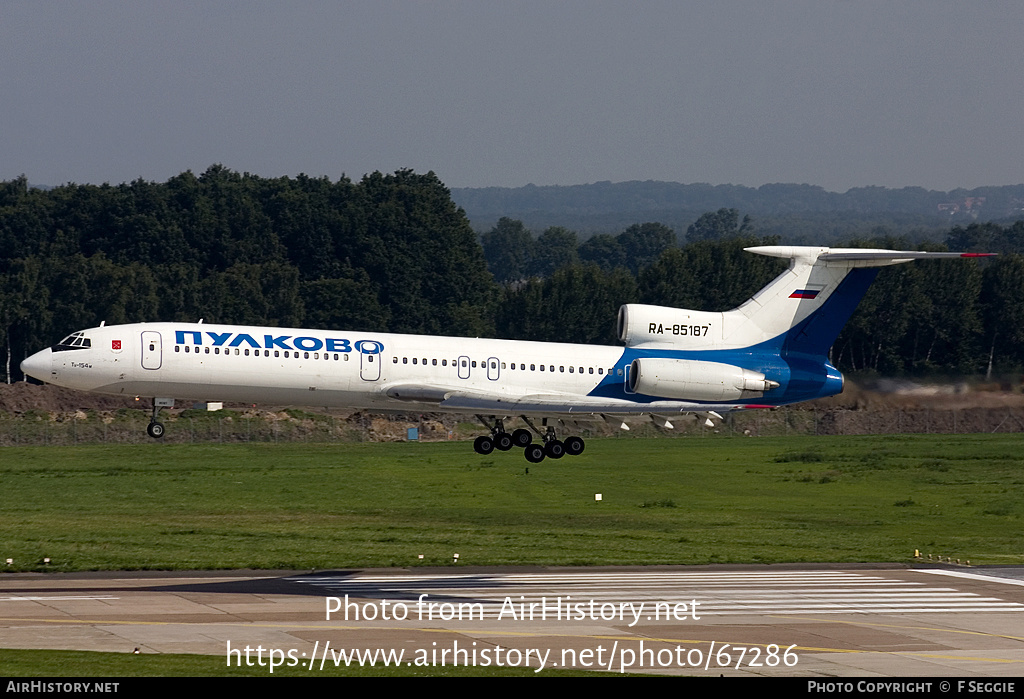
(780, 267), (879, 358)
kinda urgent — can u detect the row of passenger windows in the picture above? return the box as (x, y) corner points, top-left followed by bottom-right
(392, 355), (616, 375)
(172, 345), (622, 376)
(175, 345), (347, 360)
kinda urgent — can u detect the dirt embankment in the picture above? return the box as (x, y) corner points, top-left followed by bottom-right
(0, 381), (143, 413)
(2, 379), (1023, 441)
(5, 379), (1023, 414)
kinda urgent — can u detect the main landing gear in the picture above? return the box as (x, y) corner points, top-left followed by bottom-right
(473, 416), (585, 463)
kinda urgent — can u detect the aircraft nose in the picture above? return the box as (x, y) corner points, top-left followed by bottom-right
(20, 349), (52, 381)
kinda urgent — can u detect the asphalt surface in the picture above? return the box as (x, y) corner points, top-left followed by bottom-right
(2, 564), (1023, 676)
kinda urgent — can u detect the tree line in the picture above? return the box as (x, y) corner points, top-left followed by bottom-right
(1, 168), (1022, 383)
(483, 211), (1024, 376)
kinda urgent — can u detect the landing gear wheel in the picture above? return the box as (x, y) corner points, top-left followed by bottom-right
(564, 436), (585, 456)
(473, 435), (495, 455)
(495, 433), (514, 451)
(544, 439), (565, 459)
(147, 422), (165, 439)
(524, 443), (546, 463)
(511, 428), (532, 447)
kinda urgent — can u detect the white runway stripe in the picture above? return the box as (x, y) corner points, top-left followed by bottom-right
(0, 595), (119, 602)
(289, 570), (1024, 616)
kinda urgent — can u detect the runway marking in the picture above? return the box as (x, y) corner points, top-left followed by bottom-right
(923, 569), (1024, 587)
(0, 596), (119, 602)
(772, 615), (1024, 644)
(287, 570), (1024, 616)
(2, 617), (1017, 666)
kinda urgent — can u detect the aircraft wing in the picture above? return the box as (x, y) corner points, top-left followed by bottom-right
(384, 383), (727, 415)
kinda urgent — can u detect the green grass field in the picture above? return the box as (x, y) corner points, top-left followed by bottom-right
(1, 434), (1022, 571)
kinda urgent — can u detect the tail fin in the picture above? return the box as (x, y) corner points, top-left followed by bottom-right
(618, 246), (992, 357)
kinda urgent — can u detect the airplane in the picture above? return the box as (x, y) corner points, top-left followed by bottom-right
(19, 245), (991, 462)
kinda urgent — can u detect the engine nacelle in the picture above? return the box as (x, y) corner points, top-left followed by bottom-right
(617, 304), (722, 348)
(629, 358), (778, 402)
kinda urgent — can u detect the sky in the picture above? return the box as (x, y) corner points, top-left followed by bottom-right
(2, 1), (1022, 192)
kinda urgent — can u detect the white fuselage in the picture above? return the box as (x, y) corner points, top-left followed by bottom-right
(27, 322), (633, 413)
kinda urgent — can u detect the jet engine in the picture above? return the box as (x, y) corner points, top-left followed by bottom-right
(628, 358), (779, 402)
(617, 304), (721, 348)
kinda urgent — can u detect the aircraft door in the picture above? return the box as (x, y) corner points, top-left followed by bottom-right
(457, 355), (470, 379)
(357, 340), (383, 381)
(486, 357), (500, 381)
(141, 331), (162, 370)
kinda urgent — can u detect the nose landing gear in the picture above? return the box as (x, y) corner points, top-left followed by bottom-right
(146, 397), (174, 439)
(147, 421), (165, 439)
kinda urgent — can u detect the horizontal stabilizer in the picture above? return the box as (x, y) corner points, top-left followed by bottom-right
(819, 251), (996, 262)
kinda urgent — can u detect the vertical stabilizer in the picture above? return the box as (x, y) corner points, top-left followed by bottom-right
(724, 246), (991, 356)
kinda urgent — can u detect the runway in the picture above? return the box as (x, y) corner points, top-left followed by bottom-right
(2, 565), (1023, 676)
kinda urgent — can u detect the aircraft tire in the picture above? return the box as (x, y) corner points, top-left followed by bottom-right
(473, 435), (495, 455)
(564, 436), (585, 455)
(544, 440), (565, 459)
(524, 444), (545, 463)
(495, 433), (514, 451)
(147, 422), (165, 439)
(511, 429), (532, 447)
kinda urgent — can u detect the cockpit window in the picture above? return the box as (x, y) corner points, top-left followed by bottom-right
(52, 332), (91, 352)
